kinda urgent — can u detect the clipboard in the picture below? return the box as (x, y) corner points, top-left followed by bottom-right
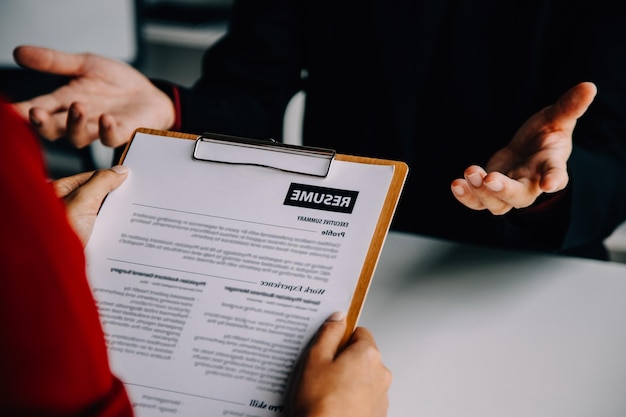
(87, 127), (407, 415)
(116, 128), (408, 344)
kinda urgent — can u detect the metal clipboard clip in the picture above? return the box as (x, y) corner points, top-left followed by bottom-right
(192, 132), (336, 177)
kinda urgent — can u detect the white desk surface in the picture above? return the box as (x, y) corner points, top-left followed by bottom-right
(360, 231), (626, 417)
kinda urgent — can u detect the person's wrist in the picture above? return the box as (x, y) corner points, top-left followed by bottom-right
(517, 187), (569, 216)
(151, 79), (182, 130)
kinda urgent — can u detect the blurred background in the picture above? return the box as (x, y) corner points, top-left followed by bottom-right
(1, 0), (624, 262)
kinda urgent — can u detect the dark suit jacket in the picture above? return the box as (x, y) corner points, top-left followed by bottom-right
(171, 0), (626, 259)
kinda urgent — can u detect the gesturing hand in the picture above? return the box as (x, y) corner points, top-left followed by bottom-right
(12, 45), (176, 148)
(451, 81), (597, 215)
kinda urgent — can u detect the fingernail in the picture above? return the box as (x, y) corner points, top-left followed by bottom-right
(327, 311), (345, 322)
(452, 185), (465, 196)
(484, 180), (503, 192)
(111, 165), (128, 175)
(468, 172), (483, 188)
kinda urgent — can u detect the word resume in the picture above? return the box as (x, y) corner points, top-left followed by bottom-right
(85, 130), (406, 416)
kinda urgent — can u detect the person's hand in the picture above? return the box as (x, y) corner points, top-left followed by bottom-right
(451, 81), (597, 215)
(287, 312), (391, 417)
(52, 165), (129, 246)
(11, 45), (176, 148)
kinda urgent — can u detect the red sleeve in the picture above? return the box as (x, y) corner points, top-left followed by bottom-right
(0, 100), (133, 417)
(151, 79), (182, 131)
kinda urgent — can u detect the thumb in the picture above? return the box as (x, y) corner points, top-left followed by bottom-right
(308, 312), (347, 362)
(65, 165), (128, 206)
(553, 81), (597, 122)
(13, 45), (87, 76)
(63, 165), (128, 247)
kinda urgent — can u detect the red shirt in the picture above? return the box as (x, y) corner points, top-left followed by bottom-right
(0, 101), (133, 416)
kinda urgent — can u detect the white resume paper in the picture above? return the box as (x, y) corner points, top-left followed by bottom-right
(85, 130), (404, 416)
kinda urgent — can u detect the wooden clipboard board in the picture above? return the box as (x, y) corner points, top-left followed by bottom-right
(116, 127), (408, 345)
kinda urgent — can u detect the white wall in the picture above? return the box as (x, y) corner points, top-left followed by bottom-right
(0, 0), (137, 67)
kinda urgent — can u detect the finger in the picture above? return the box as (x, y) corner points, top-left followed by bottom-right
(464, 167), (520, 214)
(347, 326), (377, 349)
(343, 327), (390, 390)
(64, 166), (128, 246)
(52, 171), (96, 198)
(66, 102), (95, 148)
(29, 107), (67, 140)
(451, 179), (486, 210)
(482, 170), (562, 213)
(539, 165), (569, 193)
(451, 166), (488, 209)
(308, 312), (347, 363)
(542, 82), (597, 130)
(344, 327), (388, 383)
(461, 181), (512, 215)
(455, 169), (516, 214)
(13, 45), (89, 77)
(509, 82), (596, 155)
(554, 81), (597, 121)
(31, 103), (100, 144)
(65, 165), (128, 206)
(482, 172), (533, 211)
(98, 114), (127, 148)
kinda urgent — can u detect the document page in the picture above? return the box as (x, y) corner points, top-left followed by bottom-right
(85, 131), (401, 416)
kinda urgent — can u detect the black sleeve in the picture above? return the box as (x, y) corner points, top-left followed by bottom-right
(558, 2), (626, 253)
